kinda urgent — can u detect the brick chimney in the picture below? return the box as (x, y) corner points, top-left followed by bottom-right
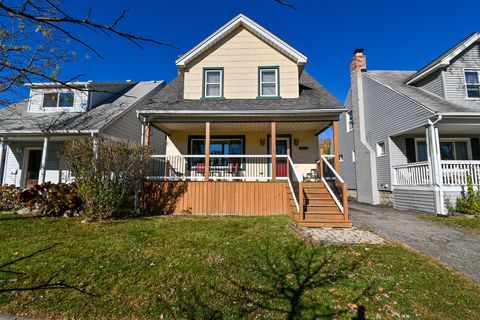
(350, 49), (366, 72)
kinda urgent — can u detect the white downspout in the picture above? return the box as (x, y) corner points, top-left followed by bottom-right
(0, 137), (4, 185)
(39, 137), (49, 184)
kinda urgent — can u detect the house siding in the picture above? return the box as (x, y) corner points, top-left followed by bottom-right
(393, 187), (436, 213)
(362, 74), (434, 188)
(443, 43), (480, 105)
(414, 70), (445, 98)
(338, 90), (356, 189)
(183, 26), (299, 99)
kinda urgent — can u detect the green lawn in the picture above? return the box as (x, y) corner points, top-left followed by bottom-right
(421, 215), (480, 231)
(1, 214), (479, 319)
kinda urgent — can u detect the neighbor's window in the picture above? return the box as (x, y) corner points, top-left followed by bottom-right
(204, 69), (223, 98)
(346, 110), (354, 132)
(416, 139), (470, 161)
(376, 142), (386, 157)
(352, 150), (356, 162)
(259, 67), (279, 97)
(42, 92), (75, 108)
(465, 70), (480, 98)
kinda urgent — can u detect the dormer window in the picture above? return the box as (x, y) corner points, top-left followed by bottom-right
(42, 92), (75, 108)
(203, 68), (223, 98)
(258, 66), (280, 98)
(464, 70), (480, 98)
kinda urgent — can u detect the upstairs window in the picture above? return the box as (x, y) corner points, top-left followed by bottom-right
(464, 70), (480, 98)
(346, 110), (354, 132)
(42, 92), (75, 108)
(258, 66), (279, 98)
(203, 68), (223, 98)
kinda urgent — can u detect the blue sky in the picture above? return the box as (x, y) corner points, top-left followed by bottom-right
(3, 0), (480, 109)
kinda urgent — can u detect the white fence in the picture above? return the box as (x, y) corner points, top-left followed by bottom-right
(441, 161), (480, 186)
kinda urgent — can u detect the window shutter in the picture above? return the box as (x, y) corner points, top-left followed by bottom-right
(405, 138), (416, 163)
(471, 138), (480, 160)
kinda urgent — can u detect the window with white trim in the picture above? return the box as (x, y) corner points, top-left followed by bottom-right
(416, 138), (470, 161)
(204, 69), (223, 98)
(42, 92), (75, 108)
(352, 150), (356, 162)
(346, 110), (354, 132)
(376, 142), (386, 157)
(259, 68), (279, 97)
(464, 70), (480, 98)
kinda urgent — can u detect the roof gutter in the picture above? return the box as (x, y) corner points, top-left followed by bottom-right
(0, 130), (100, 135)
(136, 108), (347, 116)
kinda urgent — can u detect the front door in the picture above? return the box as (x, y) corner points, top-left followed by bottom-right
(268, 137), (290, 178)
(25, 149), (42, 187)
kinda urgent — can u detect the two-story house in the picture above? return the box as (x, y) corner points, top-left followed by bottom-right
(137, 14), (351, 227)
(0, 80), (165, 188)
(339, 33), (480, 215)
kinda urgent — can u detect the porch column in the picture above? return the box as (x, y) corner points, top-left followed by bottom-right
(143, 122), (151, 146)
(39, 137), (49, 184)
(332, 121), (340, 172)
(271, 121), (277, 181)
(427, 122), (445, 215)
(0, 137), (4, 185)
(205, 122), (210, 181)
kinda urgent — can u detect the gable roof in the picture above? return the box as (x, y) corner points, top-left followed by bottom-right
(0, 81), (164, 135)
(365, 70), (478, 113)
(137, 71), (343, 116)
(405, 32), (480, 85)
(175, 13), (308, 67)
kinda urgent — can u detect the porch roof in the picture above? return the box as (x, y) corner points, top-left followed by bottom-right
(136, 71), (345, 116)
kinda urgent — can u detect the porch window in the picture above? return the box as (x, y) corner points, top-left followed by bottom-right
(464, 70), (480, 98)
(258, 67), (279, 98)
(42, 92), (75, 108)
(190, 137), (244, 167)
(203, 68), (223, 98)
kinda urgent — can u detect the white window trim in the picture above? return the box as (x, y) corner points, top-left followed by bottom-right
(259, 68), (278, 97)
(376, 142), (386, 157)
(204, 69), (223, 98)
(346, 110), (353, 132)
(415, 137), (472, 161)
(352, 150), (356, 163)
(463, 68), (480, 100)
(42, 91), (75, 110)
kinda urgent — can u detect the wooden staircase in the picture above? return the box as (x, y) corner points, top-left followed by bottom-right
(288, 181), (352, 228)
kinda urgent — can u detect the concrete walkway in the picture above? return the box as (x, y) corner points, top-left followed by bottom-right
(349, 201), (480, 282)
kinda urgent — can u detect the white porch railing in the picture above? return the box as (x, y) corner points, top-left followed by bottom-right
(320, 154), (345, 213)
(441, 161), (480, 185)
(393, 161), (431, 185)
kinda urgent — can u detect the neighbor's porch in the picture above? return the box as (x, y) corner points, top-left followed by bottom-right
(391, 117), (480, 214)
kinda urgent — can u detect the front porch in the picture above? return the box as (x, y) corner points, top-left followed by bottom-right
(141, 118), (351, 227)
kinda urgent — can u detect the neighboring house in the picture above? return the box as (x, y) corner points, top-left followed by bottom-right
(137, 14), (351, 227)
(339, 32), (480, 215)
(0, 80), (165, 188)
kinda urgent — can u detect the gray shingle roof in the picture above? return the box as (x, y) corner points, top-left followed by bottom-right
(138, 71), (343, 113)
(365, 70), (478, 113)
(0, 81), (163, 134)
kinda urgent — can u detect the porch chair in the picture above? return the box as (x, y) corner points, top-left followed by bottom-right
(228, 162), (240, 176)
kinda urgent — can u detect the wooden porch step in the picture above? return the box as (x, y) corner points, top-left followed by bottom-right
(303, 190), (330, 195)
(304, 213), (345, 220)
(305, 199), (336, 205)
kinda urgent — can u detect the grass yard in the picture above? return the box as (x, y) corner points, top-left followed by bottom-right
(1, 214), (479, 319)
(421, 214), (480, 231)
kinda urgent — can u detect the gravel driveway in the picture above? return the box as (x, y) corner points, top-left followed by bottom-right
(349, 201), (480, 282)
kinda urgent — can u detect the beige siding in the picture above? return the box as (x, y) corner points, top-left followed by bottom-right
(183, 27), (299, 99)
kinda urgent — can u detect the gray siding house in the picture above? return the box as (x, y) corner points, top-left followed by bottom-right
(0, 80), (166, 188)
(340, 33), (480, 215)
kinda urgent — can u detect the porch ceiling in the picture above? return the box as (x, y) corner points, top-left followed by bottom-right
(152, 121), (330, 134)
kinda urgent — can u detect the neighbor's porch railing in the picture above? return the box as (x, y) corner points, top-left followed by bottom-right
(393, 161), (431, 185)
(441, 160), (480, 185)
